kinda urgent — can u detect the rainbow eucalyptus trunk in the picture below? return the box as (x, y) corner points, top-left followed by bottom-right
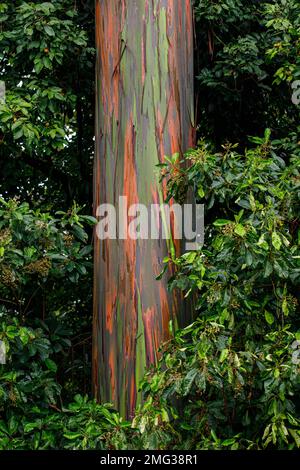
(94, 0), (194, 418)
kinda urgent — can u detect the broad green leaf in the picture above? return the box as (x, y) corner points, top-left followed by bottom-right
(44, 25), (55, 36)
(45, 358), (58, 373)
(213, 219), (232, 227)
(265, 311), (274, 325)
(272, 232), (282, 250)
(220, 348), (229, 363)
(234, 224), (246, 237)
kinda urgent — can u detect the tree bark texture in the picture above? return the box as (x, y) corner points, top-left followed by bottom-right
(94, 0), (194, 418)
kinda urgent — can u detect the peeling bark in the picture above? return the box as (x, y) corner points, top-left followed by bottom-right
(94, 0), (194, 418)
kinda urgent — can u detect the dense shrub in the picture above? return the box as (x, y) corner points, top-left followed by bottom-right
(194, 0), (300, 144)
(134, 134), (300, 449)
(0, 199), (99, 447)
(0, 395), (137, 450)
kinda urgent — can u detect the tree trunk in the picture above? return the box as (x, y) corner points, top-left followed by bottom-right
(94, 0), (194, 418)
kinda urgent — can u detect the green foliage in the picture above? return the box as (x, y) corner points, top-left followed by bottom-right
(0, 198), (94, 288)
(264, 0), (300, 84)
(134, 135), (300, 449)
(0, 395), (138, 450)
(0, 198), (100, 447)
(0, 1), (100, 450)
(0, 0), (94, 205)
(194, 0), (300, 144)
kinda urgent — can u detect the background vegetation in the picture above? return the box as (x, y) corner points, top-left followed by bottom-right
(0, 0), (299, 449)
